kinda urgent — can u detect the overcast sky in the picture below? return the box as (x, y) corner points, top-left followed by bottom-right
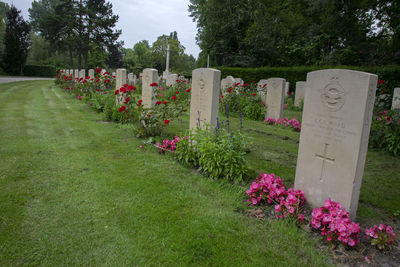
(6, 0), (201, 57)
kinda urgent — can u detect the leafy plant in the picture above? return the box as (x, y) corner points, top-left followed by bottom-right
(365, 224), (397, 250)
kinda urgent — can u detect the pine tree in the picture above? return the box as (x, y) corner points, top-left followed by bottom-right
(3, 6), (31, 75)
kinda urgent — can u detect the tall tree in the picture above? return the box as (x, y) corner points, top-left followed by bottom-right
(29, 0), (122, 69)
(3, 6), (31, 75)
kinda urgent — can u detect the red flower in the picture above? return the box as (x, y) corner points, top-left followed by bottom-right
(112, 75), (116, 78)
(118, 106), (126, 112)
(242, 83), (248, 87)
(176, 91), (180, 94)
(103, 72), (109, 76)
(137, 100), (143, 106)
(104, 79), (110, 84)
(163, 101), (168, 105)
(378, 80), (384, 85)
(227, 88), (233, 93)
(127, 85), (136, 91)
(123, 84), (128, 87)
(96, 78), (100, 82)
(114, 90), (119, 95)
(147, 114), (151, 117)
(96, 89), (100, 92)
(252, 93), (257, 96)
(186, 88), (191, 92)
(124, 97), (130, 103)
(171, 95), (177, 100)
(252, 81), (256, 83)
(220, 95), (224, 98)
(263, 84), (267, 88)
(95, 68), (102, 74)
(150, 82), (159, 87)
(85, 76), (90, 79)
(164, 119), (170, 125)
(156, 101), (162, 105)
(89, 103), (93, 106)
(287, 91), (292, 96)
(234, 83), (240, 86)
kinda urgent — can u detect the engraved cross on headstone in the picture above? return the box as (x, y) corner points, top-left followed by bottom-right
(315, 143), (335, 182)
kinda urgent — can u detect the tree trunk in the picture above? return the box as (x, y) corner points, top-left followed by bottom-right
(69, 47), (74, 69)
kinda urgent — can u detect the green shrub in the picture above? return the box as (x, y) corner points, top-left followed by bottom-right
(23, 65), (56, 77)
(217, 65), (400, 95)
(175, 126), (249, 184)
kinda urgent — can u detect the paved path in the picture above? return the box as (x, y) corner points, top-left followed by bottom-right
(0, 76), (54, 84)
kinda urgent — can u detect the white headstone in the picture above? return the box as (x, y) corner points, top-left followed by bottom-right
(74, 69), (79, 79)
(234, 78), (244, 86)
(133, 75), (137, 85)
(112, 72), (116, 77)
(221, 76), (235, 92)
(88, 69), (94, 79)
(294, 69), (377, 220)
(115, 68), (127, 104)
(258, 79), (268, 104)
(391, 88), (400, 110)
(70, 69), (73, 76)
(79, 69), (85, 80)
(265, 78), (285, 119)
(142, 68), (158, 108)
(166, 73), (178, 87)
(285, 82), (290, 96)
(294, 81), (306, 107)
(189, 68), (221, 129)
(128, 73), (134, 86)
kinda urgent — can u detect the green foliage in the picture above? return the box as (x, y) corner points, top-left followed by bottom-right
(29, 0), (121, 69)
(190, 0), (400, 66)
(220, 83), (265, 121)
(217, 65), (400, 95)
(23, 64), (55, 77)
(370, 110), (400, 157)
(176, 126), (249, 184)
(2, 6), (31, 75)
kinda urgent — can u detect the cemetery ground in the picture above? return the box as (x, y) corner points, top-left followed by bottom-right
(0, 80), (399, 266)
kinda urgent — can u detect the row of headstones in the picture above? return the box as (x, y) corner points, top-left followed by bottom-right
(182, 68), (376, 220)
(61, 66), (389, 220)
(392, 88), (400, 110)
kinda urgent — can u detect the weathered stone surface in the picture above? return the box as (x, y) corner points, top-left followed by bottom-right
(189, 68), (221, 129)
(115, 69), (127, 105)
(294, 81), (306, 106)
(128, 73), (134, 86)
(74, 69), (79, 79)
(221, 76), (235, 94)
(166, 73), (178, 87)
(285, 82), (290, 96)
(70, 69), (73, 76)
(234, 78), (243, 86)
(258, 79), (268, 104)
(265, 78), (285, 119)
(392, 88), (400, 110)
(294, 69), (377, 220)
(88, 69), (95, 79)
(142, 68), (158, 108)
(79, 69), (85, 80)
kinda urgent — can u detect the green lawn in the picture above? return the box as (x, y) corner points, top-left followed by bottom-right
(0, 81), (332, 266)
(167, 101), (400, 226)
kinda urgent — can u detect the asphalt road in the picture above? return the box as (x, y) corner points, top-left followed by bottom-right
(0, 77), (54, 84)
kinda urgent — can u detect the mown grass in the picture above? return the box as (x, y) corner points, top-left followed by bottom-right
(0, 81), (332, 266)
(166, 98), (400, 225)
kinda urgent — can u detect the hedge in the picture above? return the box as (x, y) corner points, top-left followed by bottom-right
(216, 65), (400, 94)
(23, 65), (57, 77)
